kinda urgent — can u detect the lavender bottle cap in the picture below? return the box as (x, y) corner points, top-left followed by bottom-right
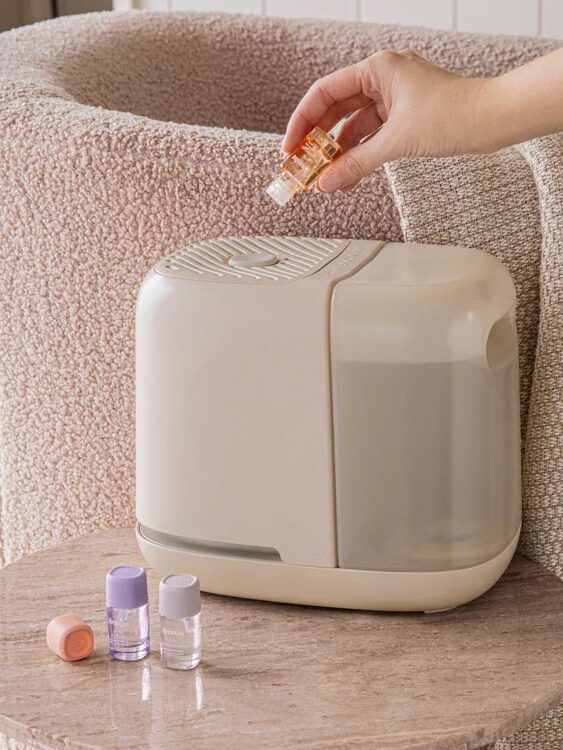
(106, 565), (148, 609)
(159, 574), (201, 619)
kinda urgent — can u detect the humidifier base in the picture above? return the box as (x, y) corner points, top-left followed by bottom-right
(137, 524), (520, 612)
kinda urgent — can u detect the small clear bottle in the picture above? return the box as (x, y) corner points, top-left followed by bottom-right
(266, 127), (341, 206)
(106, 565), (150, 661)
(159, 574), (202, 670)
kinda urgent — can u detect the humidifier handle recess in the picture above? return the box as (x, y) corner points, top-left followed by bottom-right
(485, 313), (517, 375)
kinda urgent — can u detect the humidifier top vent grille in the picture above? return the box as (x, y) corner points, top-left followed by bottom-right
(156, 236), (348, 283)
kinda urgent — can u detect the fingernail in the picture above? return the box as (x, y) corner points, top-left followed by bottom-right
(318, 170), (343, 192)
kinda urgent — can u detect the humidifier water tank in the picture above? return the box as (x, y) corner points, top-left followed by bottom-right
(136, 237), (521, 612)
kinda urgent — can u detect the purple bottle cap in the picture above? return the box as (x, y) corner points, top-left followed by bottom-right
(159, 574), (201, 619)
(106, 565), (148, 609)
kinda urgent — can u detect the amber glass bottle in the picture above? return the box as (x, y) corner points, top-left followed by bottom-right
(266, 127), (341, 205)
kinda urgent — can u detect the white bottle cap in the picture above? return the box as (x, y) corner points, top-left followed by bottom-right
(159, 574), (201, 619)
(266, 175), (295, 206)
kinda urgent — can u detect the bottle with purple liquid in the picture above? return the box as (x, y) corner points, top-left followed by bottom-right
(106, 565), (150, 661)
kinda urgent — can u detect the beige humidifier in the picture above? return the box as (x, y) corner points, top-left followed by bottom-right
(136, 237), (521, 612)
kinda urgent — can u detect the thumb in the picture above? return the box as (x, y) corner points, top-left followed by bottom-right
(317, 130), (395, 192)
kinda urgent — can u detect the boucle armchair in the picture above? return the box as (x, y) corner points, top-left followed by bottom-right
(0, 8), (558, 566)
(0, 10), (561, 748)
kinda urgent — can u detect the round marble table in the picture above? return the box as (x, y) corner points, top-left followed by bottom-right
(0, 528), (561, 750)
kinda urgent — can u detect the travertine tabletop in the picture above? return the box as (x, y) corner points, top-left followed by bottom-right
(0, 528), (561, 750)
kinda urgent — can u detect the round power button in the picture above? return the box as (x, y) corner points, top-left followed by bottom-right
(228, 251), (278, 269)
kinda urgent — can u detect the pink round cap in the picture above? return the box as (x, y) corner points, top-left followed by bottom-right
(159, 574), (201, 619)
(46, 614), (94, 661)
(106, 565), (148, 609)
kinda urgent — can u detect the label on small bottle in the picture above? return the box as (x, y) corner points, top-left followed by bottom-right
(161, 627), (185, 637)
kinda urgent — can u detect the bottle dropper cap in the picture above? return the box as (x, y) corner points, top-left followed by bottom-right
(159, 574), (201, 619)
(266, 175), (297, 206)
(106, 565), (148, 609)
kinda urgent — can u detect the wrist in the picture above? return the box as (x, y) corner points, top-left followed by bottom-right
(473, 69), (552, 153)
(471, 75), (515, 154)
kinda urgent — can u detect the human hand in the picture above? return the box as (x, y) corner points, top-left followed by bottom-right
(282, 50), (490, 193)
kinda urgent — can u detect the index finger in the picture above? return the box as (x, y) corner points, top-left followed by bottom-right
(282, 63), (368, 152)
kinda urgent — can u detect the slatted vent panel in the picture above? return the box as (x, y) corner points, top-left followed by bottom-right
(156, 236), (347, 282)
